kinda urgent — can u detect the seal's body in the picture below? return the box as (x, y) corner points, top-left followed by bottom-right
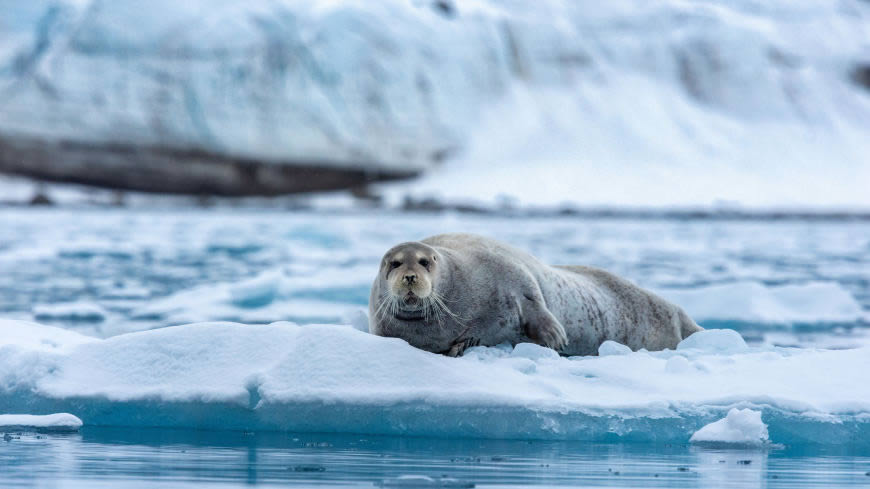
(369, 233), (701, 356)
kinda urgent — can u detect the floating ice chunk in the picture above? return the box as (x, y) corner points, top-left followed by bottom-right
(598, 341), (632, 356)
(135, 266), (372, 326)
(228, 270), (283, 308)
(343, 309), (371, 333)
(677, 329), (748, 354)
(32, 302), (107, 322)
(511, 343), (559, 360)
(99, 285), (151, 300)
(0, 413), (83, 432)
(690, 408), (769, 447)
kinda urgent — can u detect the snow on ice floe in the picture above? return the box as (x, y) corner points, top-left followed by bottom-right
(690, 408), (769, 447)
(1, 319), (869, 445)
(0, 413), (83, 432)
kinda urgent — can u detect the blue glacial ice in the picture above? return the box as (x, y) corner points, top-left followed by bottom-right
(2, 0), (870, 206)
(2, 319), (869, 446)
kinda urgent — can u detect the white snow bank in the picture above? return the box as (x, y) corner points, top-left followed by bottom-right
(690, 408), (769, 447)
(658, 281), (868, 324)
(0, 320), (96, 351)
(1, 320), (869, 444)
(0, 413), (83, 432)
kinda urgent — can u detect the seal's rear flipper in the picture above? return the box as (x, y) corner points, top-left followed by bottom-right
(679, 309), (704, 339)
(521, 293), (569, 352)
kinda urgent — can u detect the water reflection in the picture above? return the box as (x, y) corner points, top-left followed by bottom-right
(2, 427), (869, 488)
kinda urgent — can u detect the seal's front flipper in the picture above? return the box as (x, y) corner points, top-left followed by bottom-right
(445, 337), (480, 357)
(522, 294), (569, 352)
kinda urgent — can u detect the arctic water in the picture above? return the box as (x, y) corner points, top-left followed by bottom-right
(3, 428), (870, 488)
(1, 208), (869, 487)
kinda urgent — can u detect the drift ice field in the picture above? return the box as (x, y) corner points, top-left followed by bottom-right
(1, 208), (869, 448)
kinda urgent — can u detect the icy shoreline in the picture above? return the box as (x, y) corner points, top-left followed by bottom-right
(1, 320), (869, 445)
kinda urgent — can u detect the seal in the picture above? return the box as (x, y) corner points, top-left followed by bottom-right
(369, 233), (702, 356)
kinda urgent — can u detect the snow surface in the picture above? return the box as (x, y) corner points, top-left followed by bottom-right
(1, 0), (869, 207)
(0, 413), (83, 432)
(690, 408), (769, 447)
(1, 319), (869, 445)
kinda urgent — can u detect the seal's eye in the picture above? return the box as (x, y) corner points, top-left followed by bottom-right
(418, 258), (430, 269)
(389, 260), (402, 270)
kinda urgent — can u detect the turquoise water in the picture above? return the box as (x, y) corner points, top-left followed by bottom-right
(3, 428), (870, 488)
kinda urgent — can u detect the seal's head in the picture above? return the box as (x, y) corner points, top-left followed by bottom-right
(377, 242), (440, 320)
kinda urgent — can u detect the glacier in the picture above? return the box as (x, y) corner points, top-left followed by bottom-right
(1, 0), (869, 204)
(2, 319), (869, 445)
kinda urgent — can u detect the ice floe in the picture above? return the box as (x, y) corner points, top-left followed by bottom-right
(690, 408), (769, 447)
(0, 413), (83, 432)
(33, 302), (108, 322)
(132, 266), (374, 326)
(1, 319), (869, 445)
(659, 281), (868, 324)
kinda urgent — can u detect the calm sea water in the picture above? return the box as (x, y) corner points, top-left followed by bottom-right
(3, 428), (870, 488)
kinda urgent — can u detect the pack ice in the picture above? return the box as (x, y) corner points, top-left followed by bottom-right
(1, 319), (869, 445)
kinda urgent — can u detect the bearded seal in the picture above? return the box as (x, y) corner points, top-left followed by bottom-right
(369, 233), (701, 356)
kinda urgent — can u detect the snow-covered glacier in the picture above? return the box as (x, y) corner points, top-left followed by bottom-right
(2, 319), (869, 445)
(1, 0), (869, 204)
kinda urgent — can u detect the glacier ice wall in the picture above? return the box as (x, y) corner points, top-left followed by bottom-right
(0, 0), (868, 203)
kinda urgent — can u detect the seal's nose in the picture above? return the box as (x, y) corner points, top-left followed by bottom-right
(403, 273), (417, 285)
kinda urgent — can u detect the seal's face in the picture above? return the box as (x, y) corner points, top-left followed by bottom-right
(379, 243), (439, 321)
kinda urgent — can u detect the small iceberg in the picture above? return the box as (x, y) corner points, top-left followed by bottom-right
(690, 408), (769, 447)
(0, 413), (83, 432)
